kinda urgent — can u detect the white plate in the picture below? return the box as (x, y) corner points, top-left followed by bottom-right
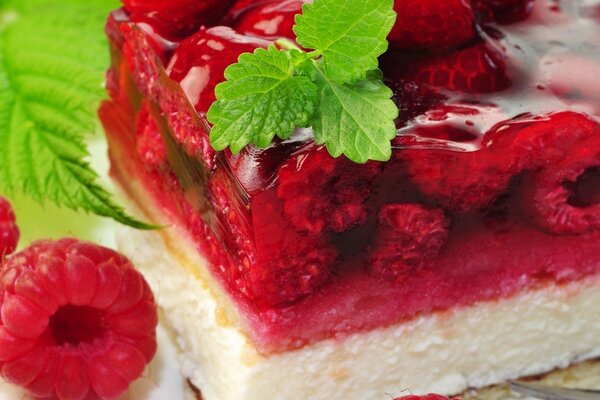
(0, 139), (186, 399)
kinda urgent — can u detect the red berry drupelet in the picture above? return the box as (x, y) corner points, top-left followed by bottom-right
(250, 230), (338, 307)
(277, 147), (381, 234)
(390, 41), (512, 94)
(484, 112), (600, 234)
(0, 239), (158, 400)
(401, 122), (516, 213)
(0, 197), (19, 259)
(521, 135), (600, 234)
(370, 204), (449, 280)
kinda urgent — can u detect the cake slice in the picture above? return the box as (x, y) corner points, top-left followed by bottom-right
(101, 0), (600, 398)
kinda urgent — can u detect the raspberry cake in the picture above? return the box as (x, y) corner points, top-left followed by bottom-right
(101, 0), (600, 398)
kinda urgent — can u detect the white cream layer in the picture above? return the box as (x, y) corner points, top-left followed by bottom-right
(118, 227), (600, 400)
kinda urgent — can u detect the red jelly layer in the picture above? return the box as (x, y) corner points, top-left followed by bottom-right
(101, 1), (600, 353)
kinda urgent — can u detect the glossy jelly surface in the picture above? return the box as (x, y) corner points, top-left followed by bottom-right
(101, 0), (600, 353)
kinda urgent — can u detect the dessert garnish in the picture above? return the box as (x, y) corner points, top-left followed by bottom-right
(0, 198), (158, 399)
(207, 0), (399, 163)
(0, 0), (149, 228)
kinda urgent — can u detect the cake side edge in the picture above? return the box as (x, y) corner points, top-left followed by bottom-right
(117, 223), (600, 400)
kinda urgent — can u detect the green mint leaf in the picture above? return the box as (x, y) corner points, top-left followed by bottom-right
(0, 2), (152, 229)
(2, 0), (119, 13)
(294, 0), (396, 84)
(312, 69), (398, 163)
(208, 46), (318, 152)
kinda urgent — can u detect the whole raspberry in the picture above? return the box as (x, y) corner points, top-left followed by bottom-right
(0, 239), (158, 400)
(389, 0), (477, 51)
(370, 204), (449, 280)
(0, 197), (19, 258)
(277, 147), (381, 234)
(167, 26), (269, 114)
(521, 136), (600, 235)
(483, 112), (600, 172)
(234, 0), (306, 40)
(401, 122), (515, 213)
(390, 41), (512, 94)
(481, 112), (600, 234)
(123, 0), (236, 39)
(250, 229), (337, 307)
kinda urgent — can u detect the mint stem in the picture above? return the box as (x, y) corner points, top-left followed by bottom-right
(275, 38), (322, 61)
(276, 38), (301, 51)
(306, 50), (322, 59)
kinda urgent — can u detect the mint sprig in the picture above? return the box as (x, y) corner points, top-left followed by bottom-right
(0, 0), (152, 229)
(208, 0), (398, 163)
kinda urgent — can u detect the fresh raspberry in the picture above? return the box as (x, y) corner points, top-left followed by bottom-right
(484, 112), (600, 171)
(0, 197), (19, 258)
(135, 103), (168, 169)
(123, 0), (236, 38)
(0, 239), (158, 400)
(277, 147), (381, 234)
(401, 122), (514, 212)
(234, 0), (305, 40)
(250, 230), (337, 307)
(472, 0), (535, 24)
(520, 136), (600, 235)
(370, 204), (449, 280)
(389, 0), (477, 51)
(167, 26), (269, 114)
(390, 41), (512, 93)
(481, 112), (600, 234)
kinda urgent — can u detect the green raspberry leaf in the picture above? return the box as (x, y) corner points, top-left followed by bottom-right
(312, 69), (398, 163)
(208, 46), (318, 152)
(0, 2), (152, 229)
(294, 0), (396, 84)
